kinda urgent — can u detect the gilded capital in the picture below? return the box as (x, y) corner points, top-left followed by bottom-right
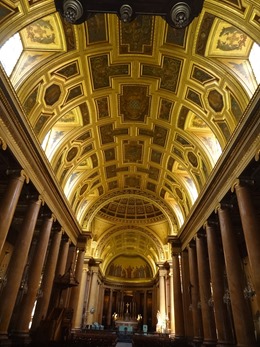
(0, 137), (7, 150)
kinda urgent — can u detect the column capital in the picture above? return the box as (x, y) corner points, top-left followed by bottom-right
(203, 219), (218, 229)
(188, 238), (196, 248)
(0, 137), (7, 150)
(86, 257), (102, 267)
(231, 178), (255, 192)
(51, 213), (57, 222)
(197, 230), (206, 239)
(157, 261), (169, 269)
(60, 234), (69, 245)
(215, 201), (233, 213)
(6, 169), (29, 183)
(168, 236), (182, 256)
(40, 209), (54, 220)
(52, 225), (64, 237)
(25, 193), (44, 205)
(157, 265), (168, 277)
(77, 232), (91, 251)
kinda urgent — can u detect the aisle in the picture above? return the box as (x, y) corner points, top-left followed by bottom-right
(116, 342), (132, 347)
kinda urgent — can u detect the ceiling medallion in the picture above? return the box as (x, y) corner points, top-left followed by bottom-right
(54, 0), (204, 28)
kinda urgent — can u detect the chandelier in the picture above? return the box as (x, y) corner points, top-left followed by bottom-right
(54, 0), (204, 28)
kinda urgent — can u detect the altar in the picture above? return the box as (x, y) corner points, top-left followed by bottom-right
(113, 305), (139, 332)
(115, 319), (138, 332)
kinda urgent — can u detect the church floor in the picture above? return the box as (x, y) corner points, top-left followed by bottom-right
(0, 331), (195, 347)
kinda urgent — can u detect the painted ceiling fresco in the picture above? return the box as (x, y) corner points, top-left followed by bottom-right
(0, 0), (259, 280)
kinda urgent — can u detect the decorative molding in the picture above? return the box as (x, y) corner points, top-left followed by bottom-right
(0, 67), (81, 244)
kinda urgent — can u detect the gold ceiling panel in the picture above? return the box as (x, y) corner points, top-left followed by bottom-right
(119, 15), (155, 55)
(0, 0), (259, 272)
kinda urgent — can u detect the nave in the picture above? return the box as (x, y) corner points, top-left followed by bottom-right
(0, 0), (260, 345)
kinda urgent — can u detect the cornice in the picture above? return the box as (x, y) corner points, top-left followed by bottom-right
(103, 278), (156, 289)
(0, 67), (82, 244)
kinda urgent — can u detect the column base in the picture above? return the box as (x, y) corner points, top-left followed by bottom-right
(10, 332), (31, 346)
(71, 327), (82, 333)
(0, 334), (11, 347)
(174, 335), (185, 339)
(192, 338), (204, 347)
(201, 343), (217, 347)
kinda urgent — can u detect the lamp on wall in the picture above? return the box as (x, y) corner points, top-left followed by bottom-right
(54, 0), (204, 28)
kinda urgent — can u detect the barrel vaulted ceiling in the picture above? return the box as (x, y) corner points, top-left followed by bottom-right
(0, 0), (259, 278)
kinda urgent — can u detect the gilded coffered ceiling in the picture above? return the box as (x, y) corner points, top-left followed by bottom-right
(0, 0), (259, 277)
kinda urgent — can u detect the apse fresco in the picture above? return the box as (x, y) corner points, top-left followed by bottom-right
(106, 256), (153, 280)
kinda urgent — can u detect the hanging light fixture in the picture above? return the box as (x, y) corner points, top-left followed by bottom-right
(169, 2), (191, 28)
(54, 0), (204, 28)
(119, 4), (134, 23)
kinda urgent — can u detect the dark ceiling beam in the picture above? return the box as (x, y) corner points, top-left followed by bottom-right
(54, 0), (204, 28)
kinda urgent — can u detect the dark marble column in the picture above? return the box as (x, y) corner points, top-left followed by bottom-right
(86, 266), (99, 326)
(69, 246), (86, 328)
(0, 171), (26, 254)
(55, 237), (70, 277)
(107, 288), (113, 327)
(234, 180), (260, 309)
(205, 221), (235, 346)
(30, 227), (62, 331)
(196, 232), (217, 346)
(73, 266), (87, 329)
(188, 240), (203, 344)
(217, 204), (257, 347)
(171, 239), (185, 339)
(48, 236), (70, 309)
(143, 290), (147, 325)
(181, 249), (193, 339)
(13, 214), (54, 338)
(158, 266), (167, 327)
(0, 196), (42, 341)
(61, 244), (77, 308)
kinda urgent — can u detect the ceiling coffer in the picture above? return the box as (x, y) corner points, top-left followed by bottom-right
(54, 0), (204, 28)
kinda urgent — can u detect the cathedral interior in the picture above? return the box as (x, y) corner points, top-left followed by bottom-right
(0, 0), (259, 346)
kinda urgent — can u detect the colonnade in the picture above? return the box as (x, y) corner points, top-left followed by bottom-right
(170, 179), (260, 346)
(0, 162), (89, 345)
(0, 155), (260, 347)
(0, 148), (259, 347)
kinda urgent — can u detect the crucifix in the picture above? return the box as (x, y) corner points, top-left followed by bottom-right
(126, 302), (129, 313)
